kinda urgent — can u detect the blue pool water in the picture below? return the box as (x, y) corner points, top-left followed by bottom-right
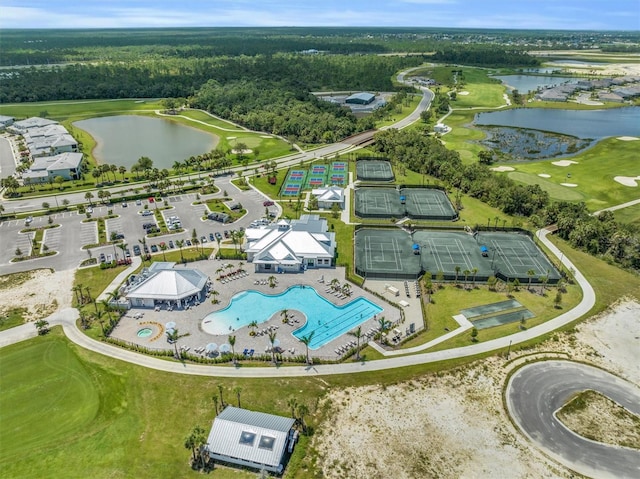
(201, 286), (383, 349)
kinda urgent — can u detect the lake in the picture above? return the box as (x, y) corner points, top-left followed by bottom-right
(492, 75), (578, 93)
(474, 107), (640, 139)
(74, 115), (218, 169)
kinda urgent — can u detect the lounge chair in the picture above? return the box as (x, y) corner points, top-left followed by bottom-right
(243, 348), (249, 355)
(249, 349), (255, 357)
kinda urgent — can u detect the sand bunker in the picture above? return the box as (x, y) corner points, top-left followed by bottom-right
(231, 148), (252, 155)
(260, 135), (272, 138)
(538, 173), (551, 178)
(617, 136), (639, 141)
(561, 183), (578, 187)
(491, 166), (515, 172)
(614, 176), (640, 187)
(226, 136), (237, 140)
(458, 91), (470, 96)
(552, 160), (578, 167)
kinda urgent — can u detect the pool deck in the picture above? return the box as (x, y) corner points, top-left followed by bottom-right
(110, 261), (402, 361)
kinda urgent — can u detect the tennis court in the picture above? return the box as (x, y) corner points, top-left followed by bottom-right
(329, 173), (346, 185)
(354, 229), (422, 279)
(356, 158), (395, 182)
(354, 187), (404, 218)
(473, 309), (535, 330)
(332, 161), (347, 172)
(353, 229), (561, 283)
(282, 169), (307, 196)
(402, 188), (458, 220)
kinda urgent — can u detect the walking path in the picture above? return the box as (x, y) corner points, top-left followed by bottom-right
(0, 227), (596, 378)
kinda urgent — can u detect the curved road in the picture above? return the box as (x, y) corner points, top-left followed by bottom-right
(0, 226), (597, 378)
(506, 360), (640, 479)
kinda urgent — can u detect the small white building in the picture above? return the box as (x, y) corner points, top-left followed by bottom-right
(244, 215), (335, 273)
(434, 123), (450, 134)
(206, 406), (297, 474)
(0, 115), (14, 129)
(311, 185), (345, 209)
(123, 262), (209, 308)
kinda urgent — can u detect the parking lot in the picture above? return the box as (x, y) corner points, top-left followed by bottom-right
(0, 175), (275, 273)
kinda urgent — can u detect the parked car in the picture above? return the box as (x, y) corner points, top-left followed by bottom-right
(125, 249), (131, 258)
(133, 245), (141, 256)
(141, 210), (153, 216)
(136, 199), (142, 206)
(168, 240), (175, 249)
(150, 244), (158, 253)
(263, 200), (274, 207)
(114, 233), (125, 240)
(99, 253), (106, 263)
(201, 236), (207, 243)
(122, 202), (128, 208)
(185, 239), (192, 246)
(223, 230), (230, 238)
(209, 233), (215, 241)
(215, 232), (223, 241)
(87, 207), (93, 214)
(143, 245), (149, 254)
(106, 254), (113, 263)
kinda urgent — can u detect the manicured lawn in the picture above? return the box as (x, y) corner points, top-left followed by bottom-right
(0, 98), (163, 121)
(505, 137), (640, 210)
(449, 68), (506, 109)
(0, 328), (326, 479)
(375, 94), (422, 128)
(0, 308), (26, 331)
(613, 202), (640, 226)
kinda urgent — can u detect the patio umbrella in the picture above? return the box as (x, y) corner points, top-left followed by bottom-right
(205, 343), (218, 353)
(219, 344), (231, 353)
(165, 321), (176, 330)
(165, 327), (175, 336)
(271, 338), (281, 348)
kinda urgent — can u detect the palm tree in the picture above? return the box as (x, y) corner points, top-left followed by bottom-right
(287, 397), (298, 418)
(167, 327), (181, 358)
(233, 386), (242, 408)
(296, 403), (309, 433)
(185, 425), (207, 468)
(268, 275), (276, 288)
(138, 237), (148, 263)
(527, 269), (536, 291)
(299, 331), (314, 364)
(268, 331), (278, 364)
(248, 320), (258, 336)
(463, 269), (470, 289)
(118, 165), (127, 182)
(217, 384), (225, 408)
(84, 191), (94, 206)
(210, 290), (219, 304)
(228, 334), (236, 364)
(280, 309), (289, 324)
(330, 278), (340, 291)
(377, 316), (391, 343)
(159, 242), (167, 261)
(35, 319), (49, 335)
(471, 267), (478, 289)
(454, 266), (461, 286)
(348, 326), (364, 361)
(176, 239), (185, 263)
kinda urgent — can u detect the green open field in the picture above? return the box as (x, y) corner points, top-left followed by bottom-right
(503, 137), (640, 210)
(613, 202), (640, 226)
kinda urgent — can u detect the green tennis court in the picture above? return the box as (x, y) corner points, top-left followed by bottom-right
(355, 228), (561, 283)
(401, 188), (458, 220)
(356, 158), (395, 182)
(354, 187), (405, 218)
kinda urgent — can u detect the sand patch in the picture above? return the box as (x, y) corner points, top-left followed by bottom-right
(226, 136), (237, 140)
(552, 160), (578, 167)
(538, 173), (551, 178)
(0, 269), (74, 321)
(457, 91), (470, 96)
(614, 176), (640, 187)
(616, 136), (639, 141)
(260, 135), (272, 138)
(561, 183), (578, 187)
(313, 300), (640, 479)
(491, 166), (515, 172)
(231, 148), (252, 155)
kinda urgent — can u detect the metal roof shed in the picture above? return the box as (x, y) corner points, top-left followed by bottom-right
(206, 406), (296, 474)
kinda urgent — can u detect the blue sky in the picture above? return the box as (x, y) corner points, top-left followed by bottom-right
(1, 0), (638, 30)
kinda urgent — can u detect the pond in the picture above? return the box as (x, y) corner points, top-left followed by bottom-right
(492, 75), (578, 93)
(474, 107), (640, 160)
(474, 107), (640, 139)
(74, 115), (218, 169)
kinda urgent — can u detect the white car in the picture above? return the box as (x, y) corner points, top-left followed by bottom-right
(87, 207), (93, 214)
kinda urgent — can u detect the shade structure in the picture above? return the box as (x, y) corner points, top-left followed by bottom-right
(219, 343), (231, 353)
(166, 327), (175, 336)
(412, 244), (420, 250)
(206, 343), (218, 352)
(165, 321), (176, 329)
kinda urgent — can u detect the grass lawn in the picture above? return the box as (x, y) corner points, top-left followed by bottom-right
(375, 94), (422, 128)
(0, 328), (326, 479)
(0, 307), (27, 331)
(0, 98), (163, 121)
(505, 137), (640, 210)
(449, 68), (506, 109)
(613, 202), (640, 226)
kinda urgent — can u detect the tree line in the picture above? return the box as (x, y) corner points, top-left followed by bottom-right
(372, 128), (640, 273)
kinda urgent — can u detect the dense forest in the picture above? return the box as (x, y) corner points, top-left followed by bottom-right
(373, 129), (640, 272)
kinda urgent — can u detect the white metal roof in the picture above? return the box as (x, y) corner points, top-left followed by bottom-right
(206, 406), (295, 470)
(126, 268), (208, 300)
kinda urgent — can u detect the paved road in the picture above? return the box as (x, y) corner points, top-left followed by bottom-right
(0, 226), (598, 379)
(506, 360), (640, 479)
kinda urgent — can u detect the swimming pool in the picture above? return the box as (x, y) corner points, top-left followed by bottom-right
(201, 286), (383, 349)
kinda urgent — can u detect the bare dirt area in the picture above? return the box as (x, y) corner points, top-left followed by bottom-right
(313, 299), (640, 479)
(0, 268), (74, 322)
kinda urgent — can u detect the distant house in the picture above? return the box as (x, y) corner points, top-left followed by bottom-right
(345, 92), (376, 105)
(206, 406), (297, 474)
(23, 124), (78, 157)
(244, 214), (335, 273)
(598, 92), (625, 103)
(311, 185), (345, 209)
(0, 115), (14, 130)
(9, 117), (58, 133)
(21, 151), (83, 184)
